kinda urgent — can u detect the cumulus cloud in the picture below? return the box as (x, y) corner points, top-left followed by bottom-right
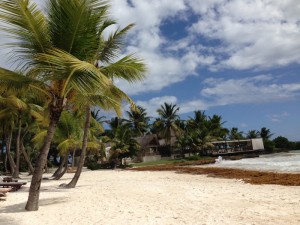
(109, 0), (217, 95)
(187, 0), (300, 70)
(135, 96), (178, 117)
(201, 75), (300, 105)
(1, 0), (299, 96)
(137, 74), (300, 117)
(266, 112), (290, 123)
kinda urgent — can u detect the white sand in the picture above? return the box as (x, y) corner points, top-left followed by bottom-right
(1, 170), (300, 225)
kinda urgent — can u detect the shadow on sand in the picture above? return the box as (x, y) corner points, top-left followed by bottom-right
(0, 197), (69, 214)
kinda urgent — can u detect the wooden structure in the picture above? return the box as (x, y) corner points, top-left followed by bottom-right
(207, 138), (264, 156)
(135, 134), (161, 162)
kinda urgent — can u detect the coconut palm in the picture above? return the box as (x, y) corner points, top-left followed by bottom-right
(156, 103), (180, 145)
(108, 122), (140, 167)
(228, 127), (244, 140)
(126, 106), (150, 136)
(259, 127), (273, 140)
(0, 93), (42, 177)
(0, 0), (146, 211)
(246, 130), (259, 139)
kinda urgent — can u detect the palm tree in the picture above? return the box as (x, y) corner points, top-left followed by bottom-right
(156, 103), (180, 146)
(65, 85), (137, 188)
(228, 127), (244, 140)
(259, 127), (273, 140)
(126, 106), (150, 136)
(246, 130), (259, 138)
(186, 111), (214, 155)
(0, 93), (42, 177)
(108, 122), (140, 167)
(208, 115), (228, 140)
(0, 0), (146, 211)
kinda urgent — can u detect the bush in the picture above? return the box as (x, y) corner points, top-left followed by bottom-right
(86, 161), (115, 170)
(264, 139), (275, 153)
(185, 154), (202, 161)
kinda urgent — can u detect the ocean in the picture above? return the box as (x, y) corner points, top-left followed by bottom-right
(211, 150), (300, 173)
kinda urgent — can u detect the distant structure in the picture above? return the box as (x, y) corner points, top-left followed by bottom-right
(207, 138), (264, 156)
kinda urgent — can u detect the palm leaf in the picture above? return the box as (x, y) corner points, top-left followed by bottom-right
(35, 48), (112, 96)
(101, 54), (147, 82)
(0, 0), (51, 67)
(97, 24), (135, 63)
(0, 68), (51, 98)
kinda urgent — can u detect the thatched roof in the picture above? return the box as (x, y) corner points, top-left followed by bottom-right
(135, 134), (159, 147)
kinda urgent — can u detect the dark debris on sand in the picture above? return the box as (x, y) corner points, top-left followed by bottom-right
(130, 162), (300, 186)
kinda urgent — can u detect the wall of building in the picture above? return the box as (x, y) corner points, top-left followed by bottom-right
(252, 138), (264, 150)
(143, 155), (161, 162)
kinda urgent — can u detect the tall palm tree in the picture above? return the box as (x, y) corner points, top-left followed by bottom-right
(0, 0), (146, 211)
(259, 127), (273, 140)
(126, 106), (150, 136)
(228, 127), (244, 140)
(247, 130), (259, 139)
(0, 93), (41, 177)
(186, 111), (212, 154)
(156, 103), (180, 145)
(108, 121), (140, 166)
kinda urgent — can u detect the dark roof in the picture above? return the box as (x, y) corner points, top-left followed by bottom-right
(135, 134), (159, 147)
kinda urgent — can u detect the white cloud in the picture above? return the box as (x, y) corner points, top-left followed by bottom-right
(201, 75), (300, 106)
(267, 112), (290, 123)
(137, 75), (300, 117)
(136, 96), (178, 117)
(1, 0), (300, 96)
(187, 0), (300, 70)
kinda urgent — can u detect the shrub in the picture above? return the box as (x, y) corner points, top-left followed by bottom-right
(185, 154), (202, 161)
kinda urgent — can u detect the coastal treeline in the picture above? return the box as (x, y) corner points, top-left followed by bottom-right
(1, 101), (297, 179)
(0, 0), (147, 211)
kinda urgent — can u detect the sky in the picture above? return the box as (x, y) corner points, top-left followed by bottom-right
(0, 0), (300, 141)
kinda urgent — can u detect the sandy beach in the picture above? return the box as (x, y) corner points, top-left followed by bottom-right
(1, 170), (300, 225)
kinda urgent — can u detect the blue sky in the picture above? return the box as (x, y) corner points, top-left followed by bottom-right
(0, 0), (299, 141)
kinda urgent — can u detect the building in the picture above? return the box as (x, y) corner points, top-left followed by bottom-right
(207, 138), (264, 156)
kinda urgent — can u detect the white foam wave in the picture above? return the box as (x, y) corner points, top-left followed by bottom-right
(211, 151), (300, 173)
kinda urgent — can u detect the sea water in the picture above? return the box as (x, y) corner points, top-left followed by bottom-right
(211, 150), (300, 173)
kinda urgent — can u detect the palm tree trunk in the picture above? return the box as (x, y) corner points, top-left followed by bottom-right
(6, 129), (16, 174)
(71, 150), (76, 168)
(1, 125), (5, 166)
(54, 156), (68, 180)
(65, 106), (91, 188)
(52, 156), (65, 177)
(25, 107), (62, 211)
(20, 142), (34, 175)
(13, 116), (22, 178)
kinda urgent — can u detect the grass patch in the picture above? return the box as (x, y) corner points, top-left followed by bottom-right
(131, 159), (184, 167)
(131, 157), (214, 168)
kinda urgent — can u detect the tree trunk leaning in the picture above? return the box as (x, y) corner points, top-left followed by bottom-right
(13, 116), (22, 178)
(25, 107), (62, 211)
(52, 155), (66, 178)
(20, 142), (34, 175)
(65, 106), (91, 188)
(6, 130), (16, 175)
(54, 157), (68, 180)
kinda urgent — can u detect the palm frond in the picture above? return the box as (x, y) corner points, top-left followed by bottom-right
(0, 67), (51, 98)
(35, 48), (112, 96)
(0, 0), (51, 67)
(48, 0), (109, 60)
(97, 23), (135, 62)
(32, 129), (47, 148)
(101, 54), (147, 82)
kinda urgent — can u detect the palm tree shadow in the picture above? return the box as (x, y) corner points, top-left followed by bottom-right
(0, 217), (19, 225)
(0, 197), (69, 214)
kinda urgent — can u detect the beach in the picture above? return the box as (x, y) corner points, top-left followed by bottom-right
(1, 170), (300, 225)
